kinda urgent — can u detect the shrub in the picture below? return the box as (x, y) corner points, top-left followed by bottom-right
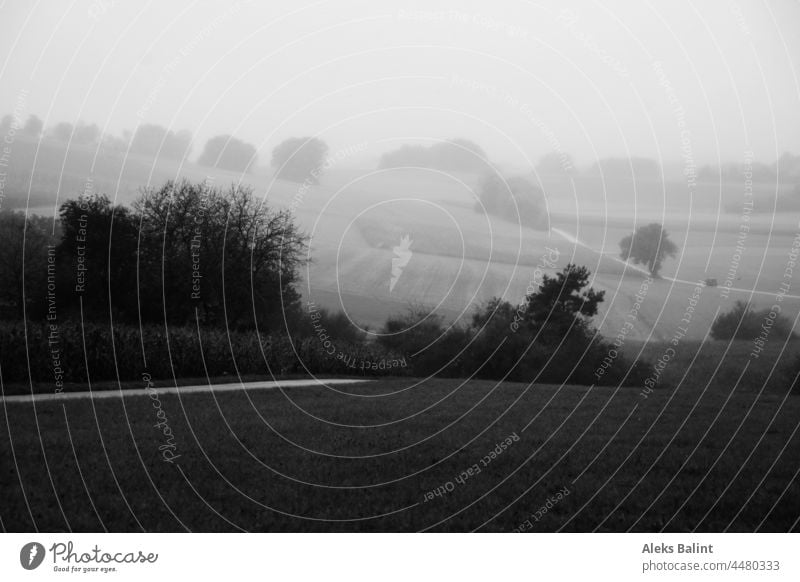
(778, 353), (800, 395)
(711, 301), (797, 341)
(377, 265), (652, 386)
(377, 307), (469, 377)
(0, 319), (405, 395)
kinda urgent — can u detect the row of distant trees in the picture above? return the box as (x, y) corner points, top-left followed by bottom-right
(378, 138), (490, 173)
(9, 112), (800, 186)
(3, 114), (331, 179)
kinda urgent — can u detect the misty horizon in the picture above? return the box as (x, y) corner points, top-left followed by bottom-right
(2, 0), (799, 169)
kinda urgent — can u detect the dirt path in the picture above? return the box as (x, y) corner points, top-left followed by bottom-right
(2, 378), (370, 404)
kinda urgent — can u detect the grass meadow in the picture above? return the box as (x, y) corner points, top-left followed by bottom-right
(2, 367), (798, 532)
(5, 145), (799, 533)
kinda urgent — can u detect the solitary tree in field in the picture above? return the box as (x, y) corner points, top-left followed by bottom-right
(130, 124), (192, 160)
(197, 134), (257, 173)
(271, 137), (328, 184)
(619, 223), (677, 277)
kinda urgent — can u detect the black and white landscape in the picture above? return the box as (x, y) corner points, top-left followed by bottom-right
(1, 0), (799, 533)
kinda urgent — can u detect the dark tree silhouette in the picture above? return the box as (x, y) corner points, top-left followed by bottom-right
(710, 300), (796, 341)
(271, 137), (328, 183)
(135, 180), (306, 330)
(460, 264), (642, 385)
(56, 195), (140, 320)
(524, 263), (605, 339)
(619, 223), (678, 277)
(197, 134), (257, 173)
(0, 211), (52, 319)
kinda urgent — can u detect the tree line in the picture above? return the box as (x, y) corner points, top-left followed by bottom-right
(0, 180), (306, 330)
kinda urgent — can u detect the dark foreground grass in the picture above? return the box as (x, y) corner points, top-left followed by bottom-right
(629, 339), (799, 394)
(1, 377), (798, 532)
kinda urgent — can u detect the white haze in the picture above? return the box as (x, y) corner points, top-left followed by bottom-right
(1, 0), (799, 168)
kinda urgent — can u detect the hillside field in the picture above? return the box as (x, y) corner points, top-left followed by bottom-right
(2, 373), (797, 532)
(8, 141), (800, 340)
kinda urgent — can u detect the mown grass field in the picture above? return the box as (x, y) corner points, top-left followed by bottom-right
(2, 372), (798, 532)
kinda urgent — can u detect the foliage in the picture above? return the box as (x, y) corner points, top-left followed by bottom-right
(0, 210), (56, 319)
(46, 121), (100, 145)
(378, 138), (488, 173)
(22, 115), (44, 138)
(56, 195), (139, 320)
(523, 264), (605, 339)
(619, 222), (678, 277)
(0, 180), (307, 332)
(129, 124), (192, 160)
(134, 180), (307, 331)
(781, 353), (800, 395)
(710, 300), (796, 341)
(377, 307), (468, 377)
(376, 265), (648, 386)
(271, 137), (329, 183)
(197, 134), (257, 172)
(475, 173), (547, 230)
(0, 319), (404, 391)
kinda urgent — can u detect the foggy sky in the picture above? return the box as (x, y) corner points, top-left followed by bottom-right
(1, 0), (798, 167)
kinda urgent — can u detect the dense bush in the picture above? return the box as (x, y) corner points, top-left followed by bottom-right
(0, 210), (57, 319)
(271, 137), (328, 183)
(377, 308), (469, 377)
(779, 353), (800, 395)
(711, 300), (797, 341)
(475, 173), (547, 230)
(0, 319), (405, 394)
(376, 265), (652, 386)
(197, 134), (257, 172)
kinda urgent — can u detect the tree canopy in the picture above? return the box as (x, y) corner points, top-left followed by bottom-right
(271, 137), (329, 184)
(619, 223), (678, 277)
(378, 138), (488, 173)
(130, 124), (192, 160)
(475, 173), (547, 229)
